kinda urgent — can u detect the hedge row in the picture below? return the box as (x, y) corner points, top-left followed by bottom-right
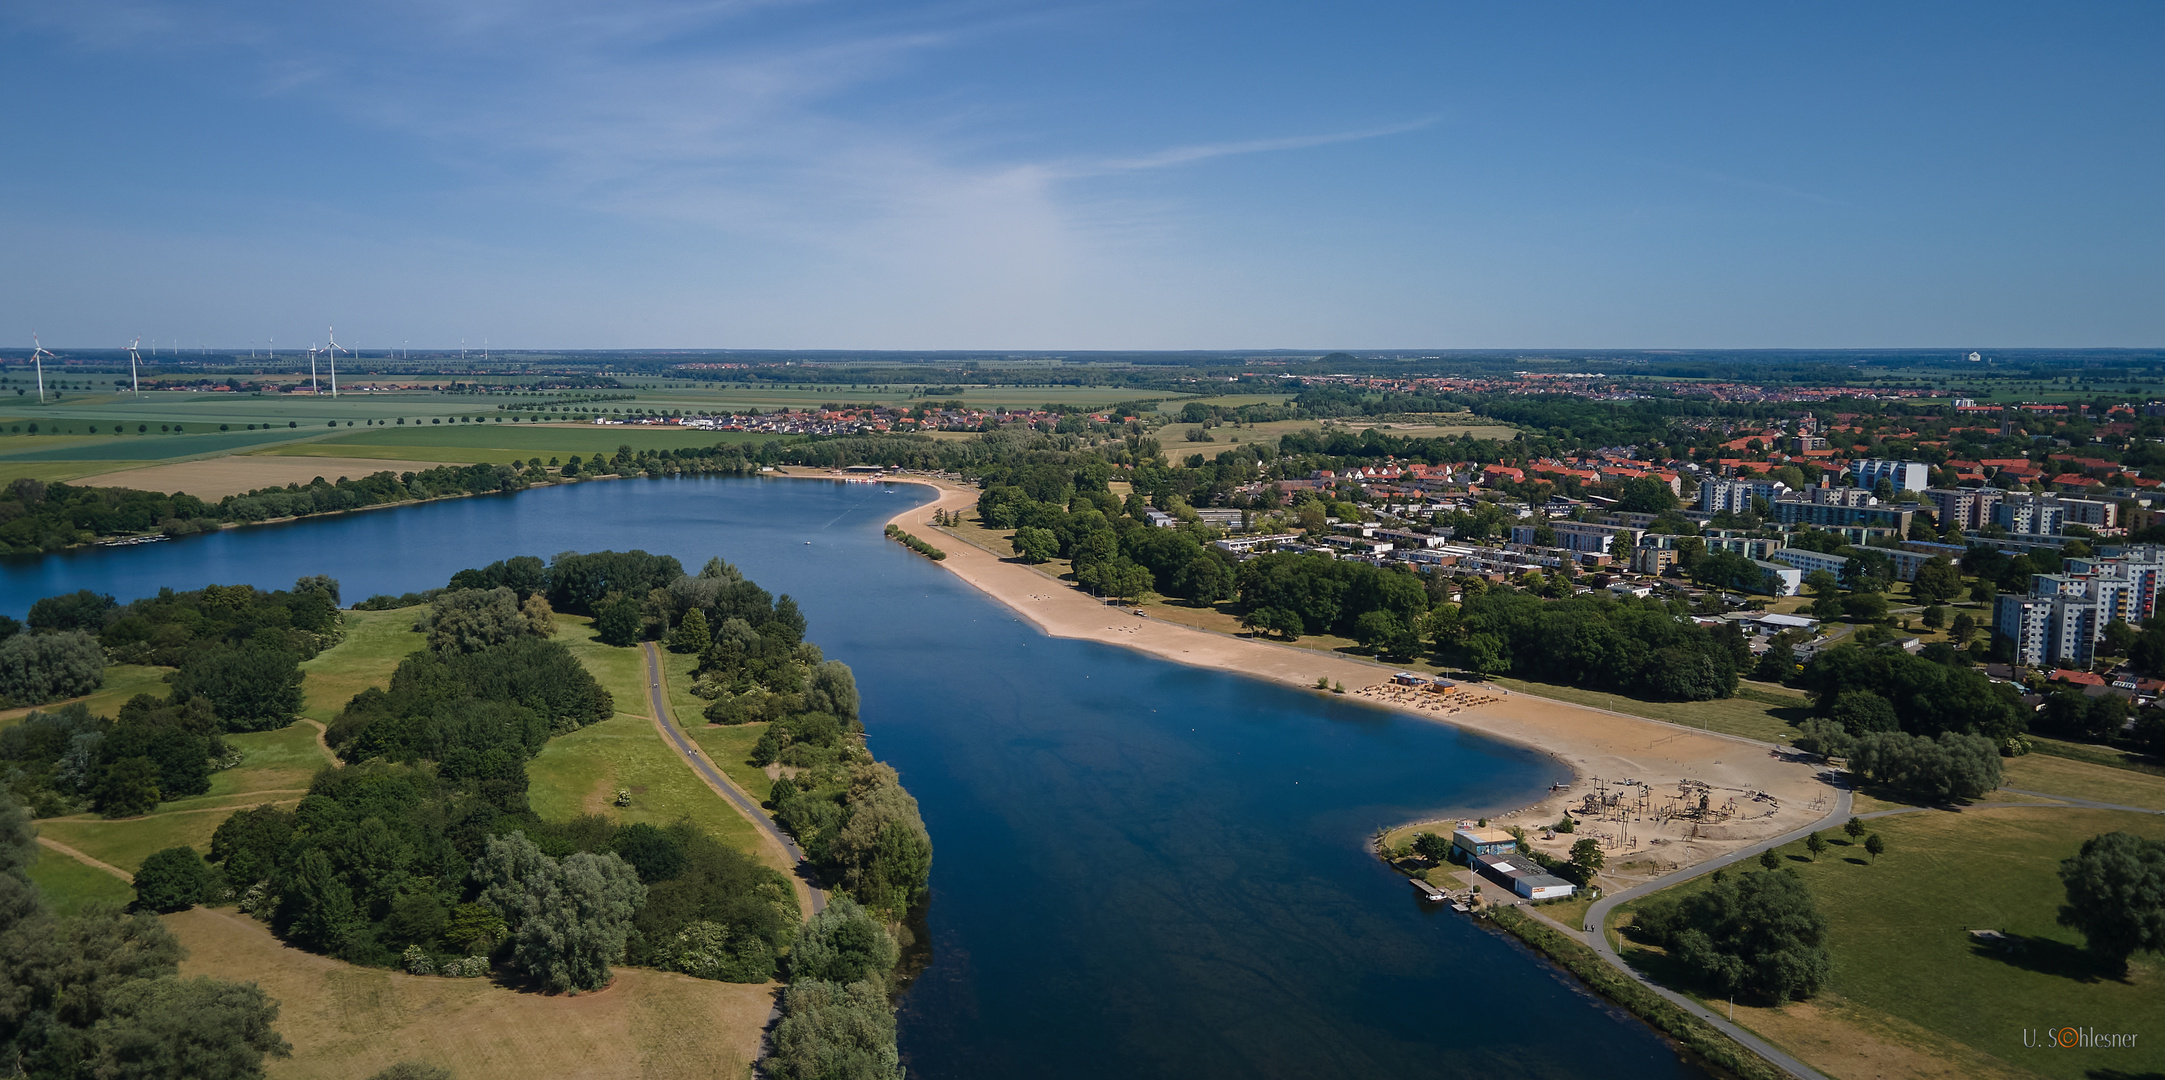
(883, 525), (946, 561)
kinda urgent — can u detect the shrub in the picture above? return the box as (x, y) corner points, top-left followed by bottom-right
(133, 846), (223, 912)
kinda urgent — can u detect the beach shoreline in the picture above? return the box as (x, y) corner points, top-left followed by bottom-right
(773, 468), (1840, 885)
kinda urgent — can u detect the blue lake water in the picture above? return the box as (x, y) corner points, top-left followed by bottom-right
(0, 478), (1705, 1079)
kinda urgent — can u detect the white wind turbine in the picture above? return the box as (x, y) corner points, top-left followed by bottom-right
(323, 326), (348, 398)
(127, 337), (142, 395)
(308, 343), (320, 394)
(28, 334), (55, 402)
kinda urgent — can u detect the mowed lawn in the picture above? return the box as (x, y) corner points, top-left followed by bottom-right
(35, 722), (329, 872)
(2001, 753), (2165, 811)
(527, 618), (772, 865)
(299, 607), (427, 724)
(26, 845), (133, 915)
(0, 664), (174, 727)
(1616, 806), (2165, 1080)
(166, 907), (771, 1080)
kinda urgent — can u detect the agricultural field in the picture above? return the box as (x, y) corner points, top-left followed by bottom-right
(1610, 805), (2165, 1080)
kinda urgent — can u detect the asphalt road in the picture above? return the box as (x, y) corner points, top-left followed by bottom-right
(641, 641), (826, 914)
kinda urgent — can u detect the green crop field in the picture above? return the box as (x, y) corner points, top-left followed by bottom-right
(1614, 806), (2165, 1080)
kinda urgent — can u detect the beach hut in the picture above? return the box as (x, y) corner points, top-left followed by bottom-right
(1391, 672), (1428, 687)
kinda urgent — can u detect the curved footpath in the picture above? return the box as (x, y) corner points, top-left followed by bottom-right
(640, 642), (827, 916)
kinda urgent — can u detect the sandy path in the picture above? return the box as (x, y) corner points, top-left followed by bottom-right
(94, 456), (460, 498)
(36, 836), (132, 880)
(867, 474), (1836, 878)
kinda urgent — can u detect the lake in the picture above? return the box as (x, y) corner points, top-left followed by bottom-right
(0, 477), (1707, 1079)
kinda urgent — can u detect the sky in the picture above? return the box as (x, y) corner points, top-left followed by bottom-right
(1, 1), (2160, 351)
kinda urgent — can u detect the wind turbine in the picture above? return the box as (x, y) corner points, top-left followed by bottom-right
(323, 326), (348, 398)
(308, 344), (320, 394)
(127, 337), (142, 395)
(28, 334), (55, 402)
(268, 336), (275, 361)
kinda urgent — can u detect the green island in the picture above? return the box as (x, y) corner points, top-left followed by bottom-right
(0, 551), (930, 1080)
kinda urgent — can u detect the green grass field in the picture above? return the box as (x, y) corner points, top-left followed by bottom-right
(1615, 806), (2165, 1080)
(34, 719), (328, 872)
(298, 608), (428, 723)
(0, 664), (175, 727)
(524, 616), (773, 863)
(26, 845), (133, 914)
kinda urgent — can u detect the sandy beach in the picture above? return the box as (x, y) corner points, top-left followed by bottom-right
(840, 471), (1839, 885)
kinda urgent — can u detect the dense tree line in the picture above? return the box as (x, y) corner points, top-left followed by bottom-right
(0, 795), (293, 1077)
(1795, 645), (2028, 743)
(1452, 589), (1745, 701)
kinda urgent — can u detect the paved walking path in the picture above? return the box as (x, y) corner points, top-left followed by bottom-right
(640, 642), (826, 915)
(1567, 784), (1853, 1080)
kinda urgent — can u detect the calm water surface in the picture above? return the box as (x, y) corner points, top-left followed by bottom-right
(1, 478), (1705, 1079)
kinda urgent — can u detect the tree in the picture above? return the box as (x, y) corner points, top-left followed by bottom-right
(1910, 556), (1963, 604)
(27, 589), (118, 633)
(2102, 618), (2138, 658)
(666, 608), (711, 654)
(1920, 605), (1946, 629)
(1011, 526), (1058, 564)
(133, 847), (222, 913)
(95, 756), (163, 817)
(1948, 611), (1977, 647)
(594, 592), (643, 647)
(1847, 730), (2003, 801)
(764, 979), (903, 1080)
(0, 630), (106, 707)
(789, 897), (898, 985)
(1354, 611), (1411, 657)
(519, 851), (647, 991)
(521, 592), (558, 637)
(1411, 833), (1451, 862)
(1863, 833), (1885, 861)
(1968, 579), (1997, 608)
(1617, 476), (1680, 514)
(1569, 838), (1605, 881)
(1630, 868), (1830, 1002)
(1843, 816), (1866, 840)
(1805, 833), (1827, 860)
(422, 587), (531, 654)
(87, 975), (292, 1080)
(1758, 849), (1781, 871)
(166, 645), (302, 731)
(2056, 830), (2165, 975)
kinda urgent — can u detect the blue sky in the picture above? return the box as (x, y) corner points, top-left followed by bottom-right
(2, 1), (2159, 350)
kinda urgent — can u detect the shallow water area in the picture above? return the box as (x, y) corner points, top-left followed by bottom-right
(1, 477), (1707, 1079)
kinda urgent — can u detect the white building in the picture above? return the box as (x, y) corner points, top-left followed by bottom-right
(1852, 460), (1931, 493)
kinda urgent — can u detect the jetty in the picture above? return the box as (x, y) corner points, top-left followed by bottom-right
(1408, 877), (1447, 903)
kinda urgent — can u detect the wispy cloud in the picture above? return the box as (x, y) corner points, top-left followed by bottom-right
(1076, 116), (1439, 175)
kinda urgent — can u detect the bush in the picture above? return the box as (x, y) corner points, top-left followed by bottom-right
(1847, 730), (2003, 801)
(764, 979), (902, 1080)
(789, 897), (898, 985)
(133, 846), (223, 912)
